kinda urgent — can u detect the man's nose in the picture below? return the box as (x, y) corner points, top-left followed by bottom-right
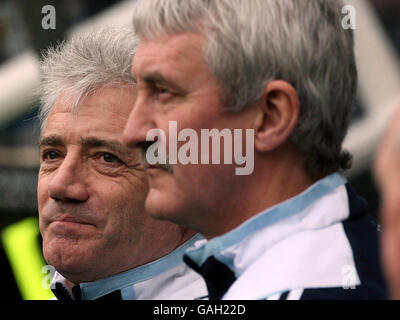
(48, 154), (89, 203)
(123, 94), (155, 149)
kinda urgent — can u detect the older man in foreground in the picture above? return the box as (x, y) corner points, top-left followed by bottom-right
(124, 0), (388, 300)
(37, 27), (206, 300)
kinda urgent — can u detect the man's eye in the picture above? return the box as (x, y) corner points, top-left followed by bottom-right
(152, 84), (176, 98)
(43, 150), (60, 160)
(99, 153), (123, 165)
(155, 86), (170, 95)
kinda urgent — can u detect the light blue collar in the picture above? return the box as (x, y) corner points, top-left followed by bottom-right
(185, 173), (347, 268)
(78, 233), (203, 300)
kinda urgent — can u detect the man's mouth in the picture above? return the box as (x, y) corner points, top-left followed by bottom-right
(53, 215), (92, 225)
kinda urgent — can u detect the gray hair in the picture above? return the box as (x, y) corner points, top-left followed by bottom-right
(38, 27), (139, 132)
(131, 0), (357, 177)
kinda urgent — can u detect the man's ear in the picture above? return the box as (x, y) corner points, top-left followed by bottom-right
(253, 80), (300, 153)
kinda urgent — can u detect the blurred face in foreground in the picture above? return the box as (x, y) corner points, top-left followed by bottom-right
(38, 86), (186, 283)
(374, 102), (400, 299)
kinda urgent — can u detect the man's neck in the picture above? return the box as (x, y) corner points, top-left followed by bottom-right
(201, 145), (318, 239)
(176, 228), (198, 248)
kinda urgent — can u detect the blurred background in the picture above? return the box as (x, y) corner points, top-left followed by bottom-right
(0, 0), (399, 299)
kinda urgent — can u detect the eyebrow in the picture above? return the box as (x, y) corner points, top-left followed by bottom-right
(39, 134), (64, 149)
(39, 135), (132, 158)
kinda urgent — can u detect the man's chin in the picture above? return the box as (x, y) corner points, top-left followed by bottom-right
(145, 191), (177, 221)
(43, 238), (95, 276)
(145, 191), (195, 228)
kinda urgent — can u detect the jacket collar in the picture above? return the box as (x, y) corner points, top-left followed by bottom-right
(184, 173), (349, 299)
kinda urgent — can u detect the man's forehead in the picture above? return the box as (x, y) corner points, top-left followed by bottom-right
(48, 87), (135, 125)
(42, 95), (132, 149)
(41, 116), (127, 144)
(132, 32), (207, 76)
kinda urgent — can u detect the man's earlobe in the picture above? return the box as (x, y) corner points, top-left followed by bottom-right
(254, 81), (300, 153)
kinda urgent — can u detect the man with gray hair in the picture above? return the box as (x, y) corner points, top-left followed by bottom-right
(123, 0), (388, 299)
(37, 27), (206, 300)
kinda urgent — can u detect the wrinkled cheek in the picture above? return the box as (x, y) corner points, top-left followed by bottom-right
(37, 178), (50, 211)
(41, 232), (64, 266)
